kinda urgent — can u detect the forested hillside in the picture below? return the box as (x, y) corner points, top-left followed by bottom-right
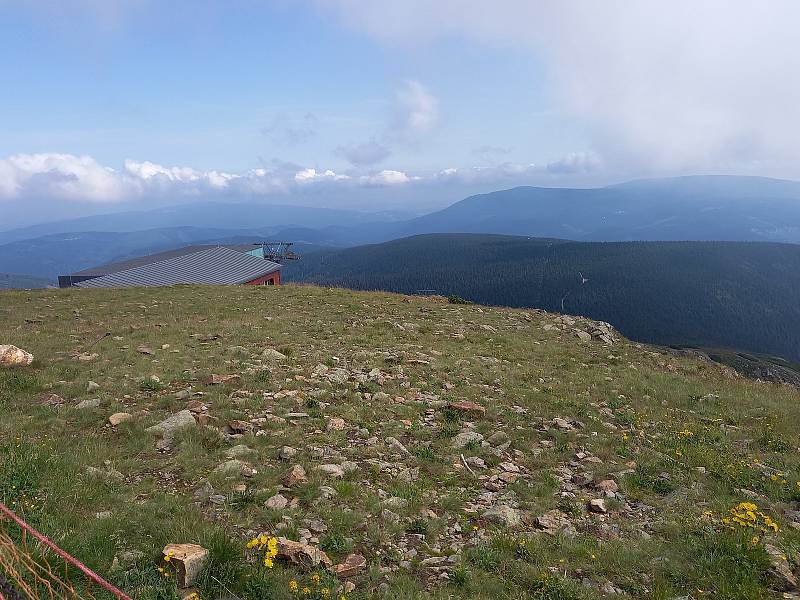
(285, 234), (800, 361)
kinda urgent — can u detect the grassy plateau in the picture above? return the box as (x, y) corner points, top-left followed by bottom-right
(1, 284), (799, 600)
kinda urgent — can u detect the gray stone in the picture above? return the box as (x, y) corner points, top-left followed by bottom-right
(482, 505), (521, 527)
(147, 409), (196, 440)
(76, 398), (102, 409)
(265, 493), (289, 510)
(452, 431), (484, 448)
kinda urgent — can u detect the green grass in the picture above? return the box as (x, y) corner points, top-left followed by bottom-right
(0, 284), (798, 599)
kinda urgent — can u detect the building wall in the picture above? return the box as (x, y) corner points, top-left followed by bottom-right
(245, 271), (281, 286)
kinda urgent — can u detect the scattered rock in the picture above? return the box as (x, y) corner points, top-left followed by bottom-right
(40, 393), (67, 406)
(332, 553), (367, 578)
(452, 431), (484, 448)
(86, 380), (100, 392)
(75, 398), (102, 409)
(276, 537), (332, 569)
(279, 446), (298, 460)
(146, 410), (196, 441)
(486, 431), (510, 446)
(483, 505), (521, 527)
(597, 479), (619, 494)
(765, 543), (798, 591)
(202, 374), (241, 386)
(136, 345), (155, 355)
(386, 436), (410, 455)
(588, 498), (608, 514)
(212, 459), (252, 477)
(162, 543), (209, 588)
(284, 464), (308, 487)
(265, 493), (289, 510)
(327, 417), (346, 431)
(0, 345), (33, 367)
(226, 444), (256, 459)
(536, 510), (571, 533)
(262, 348), (287, 361)
(315, 464), (346, 478)
(327, 368), (350, 385)
(318, 486), (337, 500)
(447, 400), (486, 418)
(108, 412), (132, 426)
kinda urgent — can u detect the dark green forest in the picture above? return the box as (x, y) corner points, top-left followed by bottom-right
(284, 234), (800, 362)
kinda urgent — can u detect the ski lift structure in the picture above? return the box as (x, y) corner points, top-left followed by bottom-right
(256, 241), (300, 263)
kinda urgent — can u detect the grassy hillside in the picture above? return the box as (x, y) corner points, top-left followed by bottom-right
(1, 285), (799, 600)
(284, 234), (800, 362)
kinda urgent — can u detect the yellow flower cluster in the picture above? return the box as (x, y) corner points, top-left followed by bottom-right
(157, 551), (175, 578)
(677, 429), (694, 438)
(720, 502), (780, 534)
(287, 573), (341, 600)
(247, 535), (279, 568)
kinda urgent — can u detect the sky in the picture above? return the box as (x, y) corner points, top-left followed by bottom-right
(1, 1), (799, 225)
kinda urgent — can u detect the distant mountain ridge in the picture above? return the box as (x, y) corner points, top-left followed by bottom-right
(3, 175), (800, 279)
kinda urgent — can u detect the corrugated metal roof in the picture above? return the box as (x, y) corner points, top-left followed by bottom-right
(74, 246), (280, 288)
(71, 244), (262, 276)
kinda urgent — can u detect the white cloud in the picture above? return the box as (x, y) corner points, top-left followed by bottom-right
(0, 153), (129, 201)
(294, 168), (350, 184)
(391, 80), (438, 141)
(359, 169), (411, 185)
(320, 1), (800, 176)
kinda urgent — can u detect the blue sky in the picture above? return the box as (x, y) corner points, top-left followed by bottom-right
(1, 1), (799, 224)
(0, 2), (573, 172)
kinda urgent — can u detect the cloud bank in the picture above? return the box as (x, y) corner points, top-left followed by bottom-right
(0, 151), (600, 207)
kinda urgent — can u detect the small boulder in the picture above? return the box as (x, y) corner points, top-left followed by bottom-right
(332, 553), (367, 578)
(262, 348), (287, 361)
(284, 464), (308, 487)
(162, 543), (209, 588)
(588, 498), (608, 514)
(276, 537), (332, 569)
(765, 543), (798, 591)
(326, 417), (346, 431)
(147, 410), (196, 441)
(278, 446), (298, 460)
(265, 493), (289, 510)
(86, 380), (100, 392)
(483, 505), (521, 527)
(108, 412), (132, 426)
(452, 431), (484, 448)
(76, 398), (102, 410)
(0, 345), (33, 367)
(315, 464), (345, 478)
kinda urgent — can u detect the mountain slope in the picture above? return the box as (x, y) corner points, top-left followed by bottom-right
(285, 234), (800, 361)
(2, 285), (799, 599)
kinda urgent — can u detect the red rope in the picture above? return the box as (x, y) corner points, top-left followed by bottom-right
(0, 502), (133, 600)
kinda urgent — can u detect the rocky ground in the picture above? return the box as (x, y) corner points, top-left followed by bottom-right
(1, 284), (799, 600)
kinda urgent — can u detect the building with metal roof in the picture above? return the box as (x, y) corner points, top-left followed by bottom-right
(58, 245), (281, 288)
